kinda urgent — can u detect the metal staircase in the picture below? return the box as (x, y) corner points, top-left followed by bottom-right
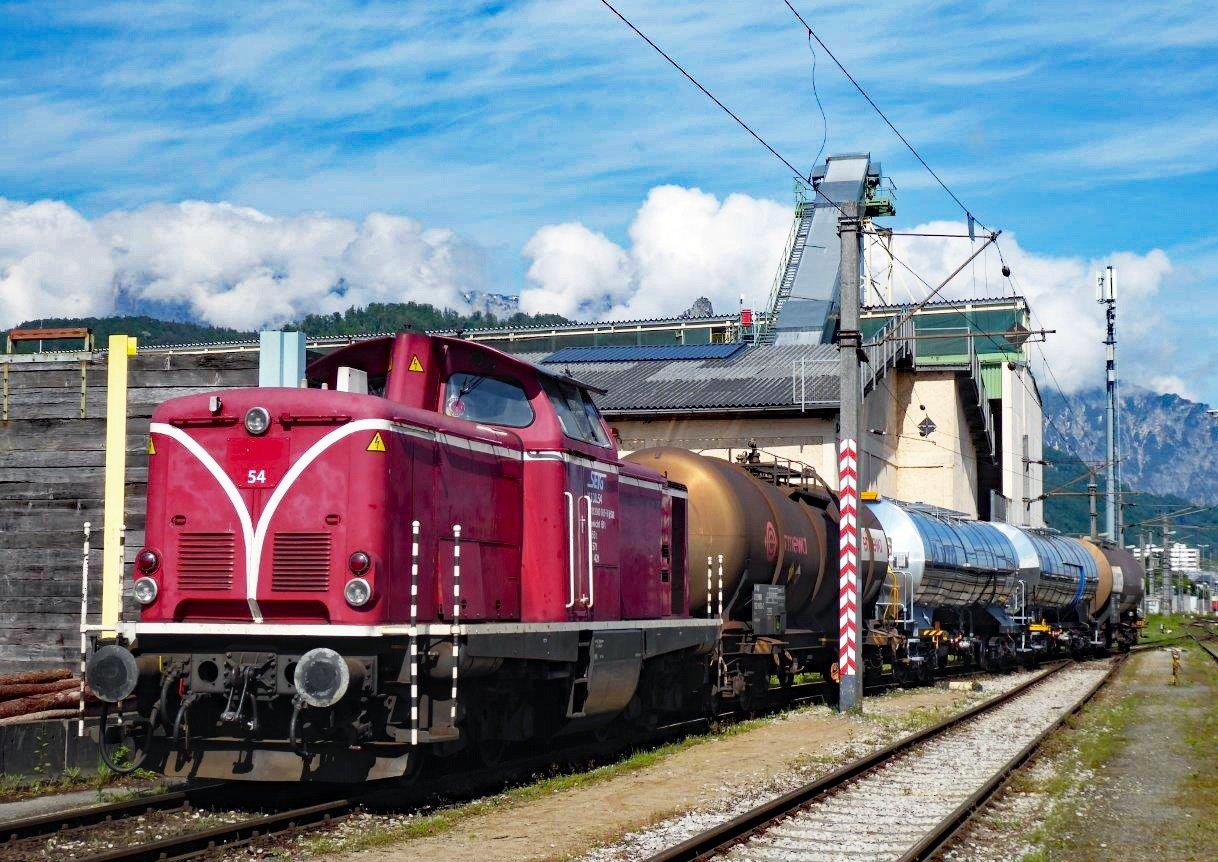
(757, 192), (814, 344)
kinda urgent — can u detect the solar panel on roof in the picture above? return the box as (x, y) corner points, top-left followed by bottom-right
(542, 343), (748, 363)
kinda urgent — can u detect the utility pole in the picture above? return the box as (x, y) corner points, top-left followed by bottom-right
(1097, 267), (1121, 543)
(836, 200), (863, 714)
(1162, 515), (1173, 614)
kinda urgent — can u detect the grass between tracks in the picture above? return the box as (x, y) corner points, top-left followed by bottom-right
(1011, 685), (1142, 862)
(295, 709), (818, 858)
(1011, 643), (1218, 862)
(1139, 612), (1195, 643)
(0, 763), (163, 805)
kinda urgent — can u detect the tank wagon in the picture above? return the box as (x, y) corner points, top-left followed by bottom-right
(85, 332), (1142, 782)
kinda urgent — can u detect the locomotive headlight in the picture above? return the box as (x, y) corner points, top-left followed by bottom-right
(244, 406), (271, 436)
(344, 577), (372, 608)
(133, 576), (158, 605)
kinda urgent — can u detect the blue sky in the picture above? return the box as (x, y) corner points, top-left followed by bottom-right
(1, 1), (1217, 398)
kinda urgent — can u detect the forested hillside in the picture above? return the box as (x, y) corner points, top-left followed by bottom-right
(14, 301), (568, 349)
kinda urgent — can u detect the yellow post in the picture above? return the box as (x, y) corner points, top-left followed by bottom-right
(101, 335), (137, 634)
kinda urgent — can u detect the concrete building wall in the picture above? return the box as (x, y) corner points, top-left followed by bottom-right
(1000, 363), (1045, 527)
(611, 368), (984, 517)
(872, 369), (980, 516)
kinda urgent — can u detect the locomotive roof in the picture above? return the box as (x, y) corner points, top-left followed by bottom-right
(307, 334), (607, 394)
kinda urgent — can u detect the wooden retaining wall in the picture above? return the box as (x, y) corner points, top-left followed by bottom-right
(0, 350), (257, 673)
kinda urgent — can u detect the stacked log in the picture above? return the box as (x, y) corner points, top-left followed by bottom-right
(0, 668), (96, 723)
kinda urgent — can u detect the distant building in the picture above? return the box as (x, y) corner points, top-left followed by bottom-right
(1170, 542), (1202, 572)
(451, 294), (1042, 526)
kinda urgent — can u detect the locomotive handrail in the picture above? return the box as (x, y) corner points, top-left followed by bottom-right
(564, 492), (576, 609)
(582, 494), (595, 608)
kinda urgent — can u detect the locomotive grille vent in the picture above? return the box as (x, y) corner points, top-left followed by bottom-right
(271, 533), (332, 592)
(177, 532), (236, 591)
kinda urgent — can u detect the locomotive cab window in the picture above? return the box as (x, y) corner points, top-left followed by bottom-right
(443, 373), (534, 427)
(542, 378), (610, 447)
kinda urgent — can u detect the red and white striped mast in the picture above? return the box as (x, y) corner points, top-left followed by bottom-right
(837, 200), (864, 713)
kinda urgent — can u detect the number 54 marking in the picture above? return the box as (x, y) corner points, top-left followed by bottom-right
(247, 469), (267, 484)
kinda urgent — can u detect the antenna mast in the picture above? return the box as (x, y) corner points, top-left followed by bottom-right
(1097, 265), (1122, 543)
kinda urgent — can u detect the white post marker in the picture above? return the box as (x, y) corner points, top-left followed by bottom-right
(409, 520), (420, 745)
(450, 525), (461, 724)
(78, 522), (91, 737)
(706, 556), (713, 619)
(117, 523), (126, 625)
(717, 554), (724, 618)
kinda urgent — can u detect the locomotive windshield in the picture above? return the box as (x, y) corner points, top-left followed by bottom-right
(542, 377), (611, 446)
(443, 372), (535, 427)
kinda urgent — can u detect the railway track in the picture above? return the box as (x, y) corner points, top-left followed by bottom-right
(645, 658), (1121, 862)
(0, 658), (1113, 861)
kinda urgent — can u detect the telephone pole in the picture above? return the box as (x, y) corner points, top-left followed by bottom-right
(837, 201), (863, 714)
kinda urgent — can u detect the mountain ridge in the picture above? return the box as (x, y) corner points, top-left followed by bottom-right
(1044, 385), (1218, 506)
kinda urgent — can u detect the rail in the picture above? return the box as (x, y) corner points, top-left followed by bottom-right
(644, 658), (1106, 862)
(0, 783), (227, 842)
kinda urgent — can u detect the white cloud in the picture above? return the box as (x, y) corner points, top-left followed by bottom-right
(0, 199), (487, 330)
(0, 199), (116, 323)
(520, 223), (635, 319)
(887, 221), (1175, 393)
(520, 185), (790, 320)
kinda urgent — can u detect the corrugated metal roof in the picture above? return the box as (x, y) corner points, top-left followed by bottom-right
(862, 296), (1026, 312)
(544, 343), (747, 363)
(526, 343), (840, 413)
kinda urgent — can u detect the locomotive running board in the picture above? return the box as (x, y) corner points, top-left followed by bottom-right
(101, 618), (723, 640)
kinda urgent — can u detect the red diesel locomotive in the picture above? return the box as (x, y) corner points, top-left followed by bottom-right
(89, 332), (720, 781)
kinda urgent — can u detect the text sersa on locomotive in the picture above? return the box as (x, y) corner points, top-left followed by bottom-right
(87, 332), (718, 781)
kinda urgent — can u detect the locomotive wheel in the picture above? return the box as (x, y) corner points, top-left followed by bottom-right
(397, 748), (427, 784)
(477, 738), (510, 767)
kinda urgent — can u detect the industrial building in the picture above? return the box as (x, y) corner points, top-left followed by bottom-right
(462, 154), (1045, 526)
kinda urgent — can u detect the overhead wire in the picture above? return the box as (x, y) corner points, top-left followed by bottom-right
(805, 31), (828, 175)
(596, 0), (944, 298)
(780, 0), (988, 230)
(601, 0), (1110, 506)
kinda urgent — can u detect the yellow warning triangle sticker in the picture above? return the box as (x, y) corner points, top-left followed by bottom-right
(408, 354), (424, 372)
(147, 437), (156, 455)
(367, 432), (387, 453)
